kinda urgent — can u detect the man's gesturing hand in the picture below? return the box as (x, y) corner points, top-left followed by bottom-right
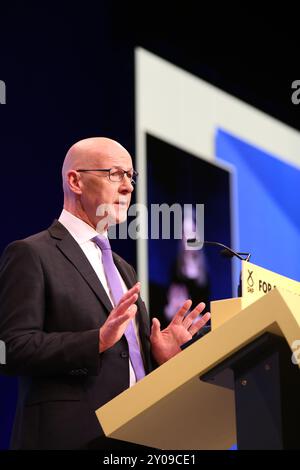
(150, 300), (211, 365)
(99, 282), (140, 353)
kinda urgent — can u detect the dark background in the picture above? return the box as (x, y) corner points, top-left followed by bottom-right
(0, 3), (299, 449)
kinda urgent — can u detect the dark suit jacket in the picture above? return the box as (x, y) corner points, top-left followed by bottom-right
(0, 220), (155, 450)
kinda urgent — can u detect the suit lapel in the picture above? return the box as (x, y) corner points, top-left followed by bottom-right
(49, 220), (113, 314)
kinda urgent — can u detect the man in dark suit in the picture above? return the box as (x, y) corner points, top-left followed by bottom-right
(0, 137), (210, 450)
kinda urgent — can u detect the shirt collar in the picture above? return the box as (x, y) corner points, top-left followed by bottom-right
(58, 209), (108, 245)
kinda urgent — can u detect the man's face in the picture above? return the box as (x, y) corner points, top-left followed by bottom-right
(77, 150), (134, 231)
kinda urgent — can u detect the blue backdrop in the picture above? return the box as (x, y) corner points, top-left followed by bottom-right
(216, 129), (300, 289)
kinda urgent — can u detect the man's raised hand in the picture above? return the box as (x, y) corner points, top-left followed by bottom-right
(150, 300), (211, 365)
(99, 282), (140, 353)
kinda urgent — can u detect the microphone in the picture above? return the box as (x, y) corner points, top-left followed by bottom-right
(186, 239), (251, 262)
(186, 239), (251, 297)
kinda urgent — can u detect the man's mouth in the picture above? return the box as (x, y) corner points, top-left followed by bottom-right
(114, 201), (127, 207)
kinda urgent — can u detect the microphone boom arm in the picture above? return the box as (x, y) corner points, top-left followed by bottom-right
(187, 239), (251, 262)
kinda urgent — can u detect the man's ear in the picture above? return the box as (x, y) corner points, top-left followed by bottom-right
(67, 170), (83, 195)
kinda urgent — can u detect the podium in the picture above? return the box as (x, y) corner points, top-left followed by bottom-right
(96, 263), (300, 449)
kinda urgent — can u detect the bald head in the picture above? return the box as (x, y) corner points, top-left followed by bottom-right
(61, 137), (134, 229)
(62, 137), (131, 194)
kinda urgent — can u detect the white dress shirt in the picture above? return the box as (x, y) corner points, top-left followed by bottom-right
(58, 209), (139, 386)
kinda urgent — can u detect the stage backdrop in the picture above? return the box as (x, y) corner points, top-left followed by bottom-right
(1, 6), (299, 449)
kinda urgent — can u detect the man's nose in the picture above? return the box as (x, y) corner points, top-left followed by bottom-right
(119, 174), (134, 193)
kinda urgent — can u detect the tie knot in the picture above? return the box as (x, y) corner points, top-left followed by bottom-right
(93, 235), (111, 251)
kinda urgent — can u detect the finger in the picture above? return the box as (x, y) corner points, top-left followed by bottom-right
(151, 317), (161, 338)
(117, 283), (141, 306)
(189, 312), (211, 336)
(182, 302), (206, 327)
(171, 300), (193, 325)
(113, 304), (138, 327)
(112, 293), (138, 318)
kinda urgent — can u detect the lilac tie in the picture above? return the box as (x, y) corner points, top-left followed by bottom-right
(93, 235), (146, 381)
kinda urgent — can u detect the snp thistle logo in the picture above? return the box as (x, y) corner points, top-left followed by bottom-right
(247, 269), (254, 293)
(0, 340), (6, 364)
(0, 80), (6, 104)
(291, 340), (300, 365)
